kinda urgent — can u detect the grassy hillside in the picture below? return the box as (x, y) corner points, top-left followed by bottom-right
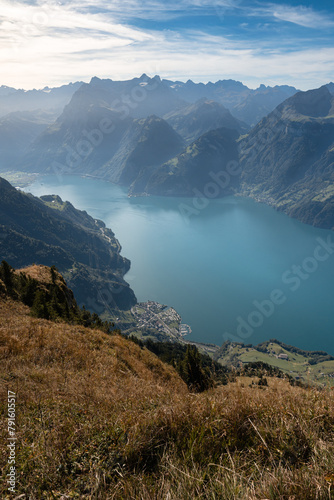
(1, 267), (334, 498)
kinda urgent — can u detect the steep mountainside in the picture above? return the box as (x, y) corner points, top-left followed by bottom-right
(232, 84), (298, 126)
(0, 110), (57, 170)
(17, 102), (185, 184)
(97, 115), (185, 185)
(0, 177), (136, 311)
(326, 82), (334, 94)
(164, 98), (248, 144)
(130, 127), (240, 197)
(239, 86), (334, 228)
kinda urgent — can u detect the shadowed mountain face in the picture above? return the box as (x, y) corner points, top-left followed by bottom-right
(16, 75), (188, 180)
(17, 104), (185, 184)
(164, 99), (248, 144)
(103, 115), (185, 185)
(327, 83), (334, 95)
(0, 110), (57, 170)
(130, 127), (240, 197)
(239, 86), (334, 228)
(0, 177), (137, 311)
(232, 85), (299, 127)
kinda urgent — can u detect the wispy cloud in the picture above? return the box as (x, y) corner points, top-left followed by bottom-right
(0, 0), (152, 39)
(0, 0), (333, 90)
(256, 3), (334, 29)
(58, 0), (238, 21)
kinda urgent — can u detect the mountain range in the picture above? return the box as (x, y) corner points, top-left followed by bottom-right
(0, 81), (82, 117)
(1, 75), (334, 229)
(0, 75), (296, 173)
(162, 78), (298, 126)
(132, 82), (334, 229)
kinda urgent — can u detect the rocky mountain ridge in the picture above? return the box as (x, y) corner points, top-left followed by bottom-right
(0, 177), (136, 312)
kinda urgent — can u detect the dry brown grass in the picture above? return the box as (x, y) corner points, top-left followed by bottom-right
(1, 296), (334, 499)
(15, 265), (59, 285)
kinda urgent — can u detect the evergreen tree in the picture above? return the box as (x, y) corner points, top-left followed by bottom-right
(31, 290), (49, 319)
(179, 345), (212, 392)
(50, 265), (57, 284)
(19, 274), (38, 307)
(0, 260), (13, 293)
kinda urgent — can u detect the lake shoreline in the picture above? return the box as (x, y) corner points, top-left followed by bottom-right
(20, 172), (334, 355)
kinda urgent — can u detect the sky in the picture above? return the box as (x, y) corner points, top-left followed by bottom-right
(0, 0), (333, 90)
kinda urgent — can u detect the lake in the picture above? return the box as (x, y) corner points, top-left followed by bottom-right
(24, 175), (334, 354)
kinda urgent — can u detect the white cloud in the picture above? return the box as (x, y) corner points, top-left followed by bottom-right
(0, 0), (152, 42)
(258, 3), (334, 29)
(0, 0), (333, 90)
(50, 0), (239, 22)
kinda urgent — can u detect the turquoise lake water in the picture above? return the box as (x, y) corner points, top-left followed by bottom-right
(24, 175), (334, 354)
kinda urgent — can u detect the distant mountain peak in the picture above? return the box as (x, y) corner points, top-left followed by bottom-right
(280, 85), (333, 118)
(326, 82), (334, 95)
(90, 76), (103, 85)
(215, 79), (249, 90)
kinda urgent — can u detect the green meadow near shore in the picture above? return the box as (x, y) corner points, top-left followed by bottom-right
(214, 340), (334, 387)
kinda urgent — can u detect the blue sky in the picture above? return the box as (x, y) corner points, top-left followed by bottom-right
(1, 0), (333, 89)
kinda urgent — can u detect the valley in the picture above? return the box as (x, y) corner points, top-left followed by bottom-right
(1, 75), (334, 379)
